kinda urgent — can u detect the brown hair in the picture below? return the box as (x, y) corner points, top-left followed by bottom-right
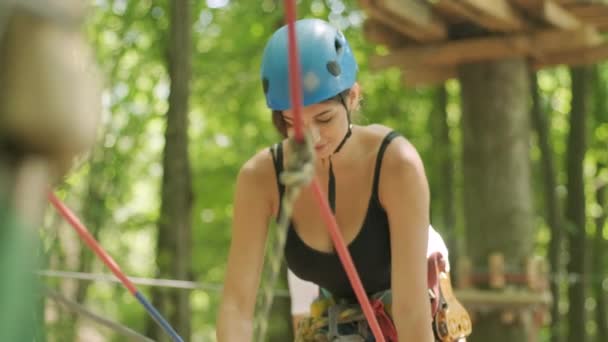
(271, 89), (353, 138)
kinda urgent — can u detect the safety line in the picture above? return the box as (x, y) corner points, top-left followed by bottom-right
(45, 287), (155, 342)
(38, 270), (291, 297)
(284, 0), (305, 142)
(48, 192), (184, 342)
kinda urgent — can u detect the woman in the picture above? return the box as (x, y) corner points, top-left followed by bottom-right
(217, 18), (434, 341)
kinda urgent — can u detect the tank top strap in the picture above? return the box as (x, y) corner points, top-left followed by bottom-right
(372, 131), (401, 198)
(270, 142), (285, 220)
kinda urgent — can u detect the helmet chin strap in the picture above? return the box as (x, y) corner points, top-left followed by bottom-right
(327, 93), (352, 214)
(332, 93), (353, 154)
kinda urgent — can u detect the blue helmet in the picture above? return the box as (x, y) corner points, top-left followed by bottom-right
(260, 18), (358, 111)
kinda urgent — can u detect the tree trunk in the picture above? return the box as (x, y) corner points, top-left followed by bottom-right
(458, 58), (534, 342)
(593, 178), (607, 342)
(529, 72), (564, 342)
(430, 85), (458, 278)
(146, 0), (193, 340)
(591, 64), (608, 342)
(565, 66), (590, 342)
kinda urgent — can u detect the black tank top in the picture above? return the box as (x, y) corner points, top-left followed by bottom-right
(270, 131), (401, 299)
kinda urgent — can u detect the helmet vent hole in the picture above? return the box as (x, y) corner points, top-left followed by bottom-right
(262, 78), (269, 94)
(334, 37), (343, 55)
(327, 61), (341, 76)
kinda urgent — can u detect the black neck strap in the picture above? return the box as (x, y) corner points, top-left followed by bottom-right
(332, 93), (352, 154)
(328, 93), (353, 213)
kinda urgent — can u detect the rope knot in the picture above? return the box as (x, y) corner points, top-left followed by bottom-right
(277, 132), (315, 226)
(256, 132), (315, 341)
(280, 133), (315, 190)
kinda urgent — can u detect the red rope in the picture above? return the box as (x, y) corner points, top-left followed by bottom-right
(310, 182), (387, 341)
(284, 0), (305, 142)
(47, 192), (138, 295)
(283, 1), (387, 340)
(48, 192), (184, 341)
(371, 299), (398, 341)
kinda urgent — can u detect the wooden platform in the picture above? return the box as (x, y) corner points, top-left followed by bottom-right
(360, 0), (608, 86)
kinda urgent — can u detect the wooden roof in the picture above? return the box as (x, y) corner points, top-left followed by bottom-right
(359, 0), (608, 86)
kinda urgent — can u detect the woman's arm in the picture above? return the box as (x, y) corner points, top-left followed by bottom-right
(216, 155), (274, 342)
(380, 137), (434, 342)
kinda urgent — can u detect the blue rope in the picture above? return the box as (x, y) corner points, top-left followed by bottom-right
(135, 292), (184, 342)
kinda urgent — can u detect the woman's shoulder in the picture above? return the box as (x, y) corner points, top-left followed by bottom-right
(359, 123), (393, 138)
(358, 124), (405, 142)
(237, 145), (279, 188)
(358, 126), (428, 208)
(357, 124), (422, 172)
(232, 144), (284, 222)
(357, 124), (409, 151)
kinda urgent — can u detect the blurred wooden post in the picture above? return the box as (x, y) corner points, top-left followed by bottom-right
(526, 255), (550, 292)
(452, 254), (552, 342)
(489, 252), (506, 289)
(0, 3), (101, 340)
(458, 255), (473, 289)
(13, 157), (52, 228)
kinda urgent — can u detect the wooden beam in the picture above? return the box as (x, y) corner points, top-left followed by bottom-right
(556, 1), (608, 11)
(429, 0), (528, 31)
(585, 19), (608, 33)
(378, 0), (445, 34)
(555, 0), (608, 32)
(530, 25), (601, 56)
(541, 1), (582, 29)
(370, 26), (601, 69)
(358, 0), (377, 12)
(379, 0), (435, 27)
(430, 0), (487, 24)
(510, 0), (581, 30)
(532, 43), (608, 69)
(509, 0), (545, 12)
(455, 289), (552, 309)
(568, 6), (608, 18)
(401, 66), (457, 87)
(401, 43), (608, 87)
(372, 35), (530, 69)
(555, 0), (608, 19)
(457, 0), (528, 32)
(368, 0), (447, 42)
(362, 18), (412, 48)
(553, 0), (578, 5)
(564, 3), (608, 19)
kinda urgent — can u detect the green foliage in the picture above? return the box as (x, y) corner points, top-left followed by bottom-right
(40, 0), (608, 340)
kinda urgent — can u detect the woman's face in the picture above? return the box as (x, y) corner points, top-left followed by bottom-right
(282, 99), (349, 159)
(281, 83), (359, 159)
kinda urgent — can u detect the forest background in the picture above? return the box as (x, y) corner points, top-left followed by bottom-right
(40, 0), (608, 341)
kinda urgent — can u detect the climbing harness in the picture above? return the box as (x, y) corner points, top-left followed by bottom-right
(295, 290), (396, 342)
(293, 253), (472, 341)
(428, 253), (472, 342)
